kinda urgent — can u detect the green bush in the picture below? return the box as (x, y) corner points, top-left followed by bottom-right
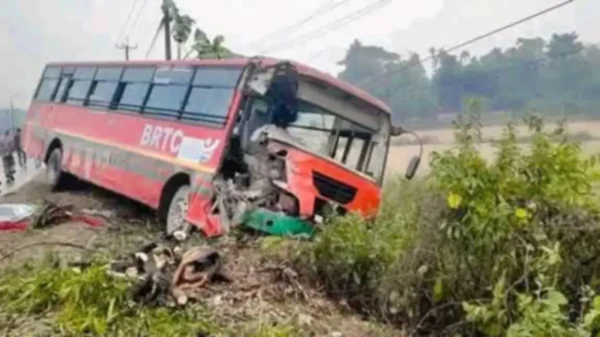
(300, 98), (600, 336)
(0, 257), (216, 337)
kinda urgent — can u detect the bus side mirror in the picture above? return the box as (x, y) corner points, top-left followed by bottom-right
(390, 125), (405, 136)
(405, 155), (421, 180)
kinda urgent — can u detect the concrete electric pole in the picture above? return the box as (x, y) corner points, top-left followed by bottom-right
(162, 0), (172, 60)
(8, 93), (22, 130)
(116, 37), (138, 61)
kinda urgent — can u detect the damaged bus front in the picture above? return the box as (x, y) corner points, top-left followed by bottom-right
(184, 59), (420, 237)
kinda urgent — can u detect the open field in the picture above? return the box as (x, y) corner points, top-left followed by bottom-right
(386, 120), (600, 176)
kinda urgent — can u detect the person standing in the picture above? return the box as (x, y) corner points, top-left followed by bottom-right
(1, 130), (16, 185)
(14, 128), (26, 168)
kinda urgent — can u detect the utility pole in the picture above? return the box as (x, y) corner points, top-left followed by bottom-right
(9, 99), (14, 129)
(8, 93), (21, 130)
(116, 37), (138, 61)
(162, 0), (172, 60)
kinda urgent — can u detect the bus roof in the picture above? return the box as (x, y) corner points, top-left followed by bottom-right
(46, 58), (392, 116)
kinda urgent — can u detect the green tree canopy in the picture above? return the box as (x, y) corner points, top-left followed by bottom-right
(337, 33), (600, 124)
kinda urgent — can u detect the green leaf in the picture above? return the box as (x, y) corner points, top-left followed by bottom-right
(433, 277), (444, 302)
(545, 290), (568, 307)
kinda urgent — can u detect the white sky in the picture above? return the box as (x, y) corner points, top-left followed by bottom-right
(0, 0), (597, 109)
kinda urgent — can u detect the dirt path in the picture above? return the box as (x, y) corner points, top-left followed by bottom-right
(0, 176), (159, 266)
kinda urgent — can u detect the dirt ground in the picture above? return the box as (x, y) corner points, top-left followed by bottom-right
(0, 175), (402, 337)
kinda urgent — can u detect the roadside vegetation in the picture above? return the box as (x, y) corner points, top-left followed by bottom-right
(2, 97), (600, 336)
(290, 98), (600, 336)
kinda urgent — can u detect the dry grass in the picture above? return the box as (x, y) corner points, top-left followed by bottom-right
(386, 120), (600, 176)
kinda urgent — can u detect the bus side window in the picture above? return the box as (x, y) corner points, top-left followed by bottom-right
(117, 67), (155, 113)
(66, 79), (93, 106)
(53, 76), (72, 103)
(34, 66), (61, 101)
(180, 67), (241, 127)
(65, 67), (96, 106)
(35, 78), (59, 101)
(89, 67), (123, 110)
(144, 66), (194, 120)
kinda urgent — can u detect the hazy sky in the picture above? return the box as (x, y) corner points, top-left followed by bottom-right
(0, 0), (597, 109)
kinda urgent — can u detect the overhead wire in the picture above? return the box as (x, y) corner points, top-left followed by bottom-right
(242, 0), (352, 51)
(357, 0), (575, 88)
(259, 0), (392, 54)
(129, 0), (150, 40)
(144, 0), (166, 59)
(116, 0), (140, 42)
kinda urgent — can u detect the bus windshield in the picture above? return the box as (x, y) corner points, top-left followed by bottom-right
(247, 97), (388, 181)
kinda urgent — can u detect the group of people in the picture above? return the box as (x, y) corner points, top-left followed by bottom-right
(0, 128), (26, 186)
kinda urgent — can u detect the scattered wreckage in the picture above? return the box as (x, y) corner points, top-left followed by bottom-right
(183, 60), (423, 239)
(107, 235), (228, 307)
(0, 202), (104, 231)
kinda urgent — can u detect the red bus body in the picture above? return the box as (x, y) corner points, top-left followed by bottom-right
(23, 58), (393, 237)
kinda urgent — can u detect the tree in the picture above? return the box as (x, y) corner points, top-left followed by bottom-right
(336, 33), (600, 124)
(184, 29), (234, 59)
(337, 40), (436, 122)
(172, 13), (195, 60)
(163, 0), (237, 60)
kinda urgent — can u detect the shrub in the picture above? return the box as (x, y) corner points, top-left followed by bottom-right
(301, 98), (600, 336)
(0, 257), (216, 337)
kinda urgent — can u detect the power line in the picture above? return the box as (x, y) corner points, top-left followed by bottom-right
(116, 0), (139, 42)
(129, 0), (150, 40)
(243, 0), (351, 51)
(260, 0), (391, 54)
(358, 0), (575, 87)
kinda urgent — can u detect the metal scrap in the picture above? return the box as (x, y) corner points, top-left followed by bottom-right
(207, 139), (296, 235)
(0, 202), (105, 231)
(30, 202), (74, 229)
(171, 247), (224, 305)
(108, 241), (228, 307)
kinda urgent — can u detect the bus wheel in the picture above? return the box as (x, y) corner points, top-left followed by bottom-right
(45, 148), (64, 190)
(166, 185), (192, 236)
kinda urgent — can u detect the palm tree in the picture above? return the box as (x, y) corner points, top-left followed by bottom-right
(184, 29), (233, 60)
(172, 14), (195, 59)
(147, 0), (237, 60)
(161, 0), (196, 59)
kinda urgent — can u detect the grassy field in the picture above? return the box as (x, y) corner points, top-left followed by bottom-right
(386, 120), (600, 176)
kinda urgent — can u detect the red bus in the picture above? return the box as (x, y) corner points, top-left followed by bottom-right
(23, 58), (417, 237)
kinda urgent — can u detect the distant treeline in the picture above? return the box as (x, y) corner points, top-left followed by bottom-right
(338, 32), (600, 125)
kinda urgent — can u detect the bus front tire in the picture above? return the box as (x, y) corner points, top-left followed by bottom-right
(45, 148), (64, 191)
(165, 185), (192, 236)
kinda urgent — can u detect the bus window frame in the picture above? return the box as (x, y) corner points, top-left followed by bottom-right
(32, 63), (246, 131)
(33, 65), (62, 101)
(88, 67), (124, 110)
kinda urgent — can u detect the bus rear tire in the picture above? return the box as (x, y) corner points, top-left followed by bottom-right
(45, 148), (65, 191)
(165, 185), (192, 237)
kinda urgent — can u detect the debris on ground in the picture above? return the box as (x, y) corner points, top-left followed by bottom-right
(0, 203), (35, 231)
(0, 201), (105, 231)
(243, 208), (315, 238)
(108, 238), (231, 307)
